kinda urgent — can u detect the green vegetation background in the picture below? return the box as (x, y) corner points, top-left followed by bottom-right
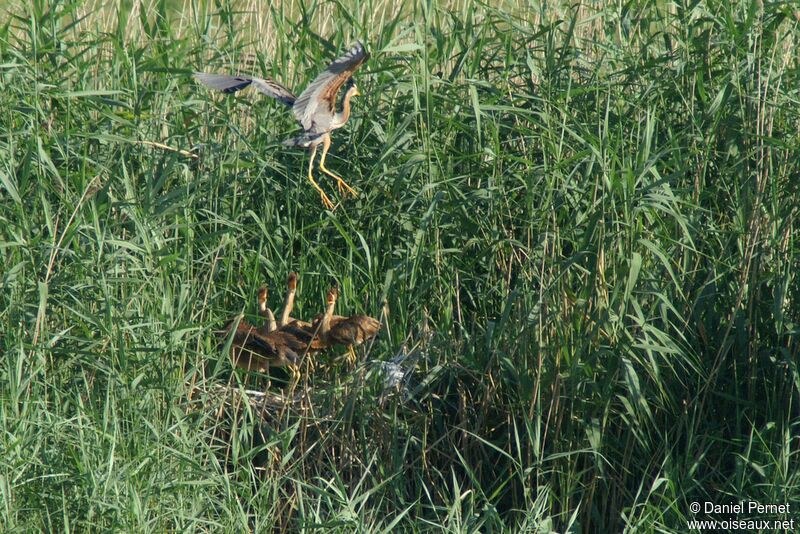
(1, 0), (798, 531)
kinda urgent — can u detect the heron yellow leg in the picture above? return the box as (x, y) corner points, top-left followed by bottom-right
(307, 145), (334, 210)
(288, 364), (301, 389)
(319, 135), (358, 197)
(347, 345), (357, 366)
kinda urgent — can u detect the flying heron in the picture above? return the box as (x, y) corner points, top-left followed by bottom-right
(194, 42), (369, 209)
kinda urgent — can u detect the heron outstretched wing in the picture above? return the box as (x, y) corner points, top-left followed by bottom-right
(193, 73), (296, 106)
(292, 42), (369, 131)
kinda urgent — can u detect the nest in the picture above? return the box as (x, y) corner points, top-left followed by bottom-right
(187, 382), (329, 421)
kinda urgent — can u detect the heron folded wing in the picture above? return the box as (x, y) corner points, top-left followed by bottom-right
(329, 315), (381, 345)
(292, 41), (369, 131)
(280, 323), (326, 351)
(236, 329), (279, 355)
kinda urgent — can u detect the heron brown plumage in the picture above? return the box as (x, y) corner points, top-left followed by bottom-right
(194, 42), (369, 209)
(217, 316), (308, 382)
(313, 286), (382, 364)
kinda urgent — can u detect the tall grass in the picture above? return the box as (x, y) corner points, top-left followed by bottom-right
(1, 0), (799, 531)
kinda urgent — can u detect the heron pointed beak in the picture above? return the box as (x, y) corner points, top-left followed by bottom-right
(353, 87), (362, 97)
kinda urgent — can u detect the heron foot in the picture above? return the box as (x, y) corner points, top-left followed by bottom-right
(318, 191), (335, 210)
(336, 178), (358, 197)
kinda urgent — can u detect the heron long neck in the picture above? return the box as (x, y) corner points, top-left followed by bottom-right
(258, 296), (275, 330)
(320, 296), (337, 335)
(280, 288), (296, 326)
(266, 308), (277, 332)
(333, 87), (357, 128)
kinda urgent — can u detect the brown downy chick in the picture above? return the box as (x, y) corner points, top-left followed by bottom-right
(314, 286), (382, 349)
(217, 315), (315, 378)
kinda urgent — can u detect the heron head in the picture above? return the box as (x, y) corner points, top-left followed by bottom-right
(287, 272), (298, 291)
(326, 286), (339, 305)
(346, 77), (361, 97)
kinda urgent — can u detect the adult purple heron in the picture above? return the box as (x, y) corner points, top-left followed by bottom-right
(194, 42), (369, 209)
